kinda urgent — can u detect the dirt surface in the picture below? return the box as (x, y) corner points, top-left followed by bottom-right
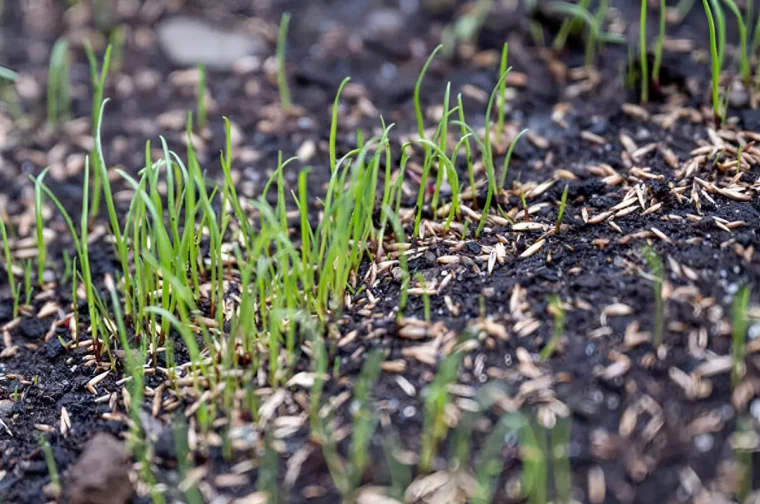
(1, 1), (759, 503)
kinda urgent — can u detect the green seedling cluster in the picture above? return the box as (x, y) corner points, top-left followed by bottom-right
(10, 33), (626, 501)
(441, 0), (493, 59)
(549, 0), (621, 67)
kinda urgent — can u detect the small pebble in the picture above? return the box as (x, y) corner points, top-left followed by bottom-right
(750, 399), (760, 422)
(693, 433), (714, 453)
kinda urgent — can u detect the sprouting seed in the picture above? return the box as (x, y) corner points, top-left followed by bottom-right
(554, 184), (569, 235)
(39, 435), (60, 498)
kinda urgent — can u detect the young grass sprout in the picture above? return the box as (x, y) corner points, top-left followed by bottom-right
(554, 184), (569, 235)
(277, 12), (292, 109)
(539, 295), (565, 362)
(652, 0), (666, 88)
(731, 285), (750, 389)
(643, 245), (665, 349)
(47, 38), (71, 129)
(640, 0), (649, 102)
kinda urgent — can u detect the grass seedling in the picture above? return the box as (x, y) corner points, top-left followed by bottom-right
(39, 435), (61, 498)
(710, 0), (726, 67)
(47, 38), (71, 129)
(552, 417), (572, 502)
(540, 295), (565, 362)
(346, 351), (383, 494)
(640, 0), (649, 103)
(642, 245), (664, 348)
(196, 63), (207, 129)
(92, 0), (110, 31)
(23, 260), (32, 306)
(457, 94), (477, 208)
(722, 0), (749, 84)
(702, 0), (722, 125)
(499, 128), (528, 197)
(440, 0), (493, 58)
(734, 416), (754, 503)
(277, 12), (292, 109)
(412, 45), (443, 237)
(652, 0), (666, 87)
(473, 412), (531, 503)
(731, 285), (750, 389)
(415, 273), (431, 322)
(0, 216), (14, 307)
(0, 66), (22, 120)
(109, 25), (125, 73)
(83, 41), (112, 218)
(34, 168), (49, 285)
(0, 65), (17, 83)
(419, 351), (463, 472)
(552, 0), (592, 53)
(520, 189), (529, 221)
(753, 7), (760, 57)
(554, 184), (569, 235)
(497, 42), (508, 138)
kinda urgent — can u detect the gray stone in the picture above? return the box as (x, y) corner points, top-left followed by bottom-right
(156, 17), (262, 69)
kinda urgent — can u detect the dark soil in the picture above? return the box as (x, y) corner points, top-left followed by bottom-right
(1, 1), (759, 503)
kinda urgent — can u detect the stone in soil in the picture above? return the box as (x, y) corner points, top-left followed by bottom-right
(66, 433), (133, 504)
(156, 16), (263, 69)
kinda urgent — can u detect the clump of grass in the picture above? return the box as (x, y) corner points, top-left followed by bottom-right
(642, 245), (664, 348)
(552, 0), (592, 53)
(440, 0), (493, 59)
(277, 12), (292, 109)
(539, 295), (565, 361)
(731, 285), (750, 389)
(46, 38), (71, 129)
(722, 0), (749, 84)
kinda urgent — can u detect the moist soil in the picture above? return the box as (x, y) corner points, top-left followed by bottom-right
(1, 1), (759, 503)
